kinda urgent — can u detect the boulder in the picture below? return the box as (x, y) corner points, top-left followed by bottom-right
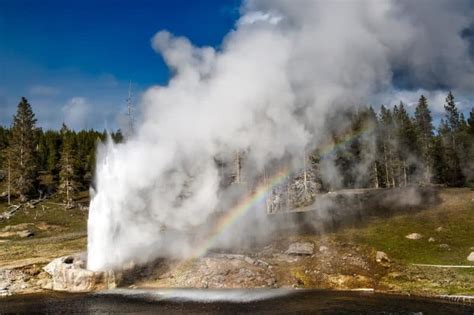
(467, 252), (474, 262)
(405, 233), (422, 240)
(428, 237), (435, 242)
(18, 230), (34, 238)
(376, 251), (390, 263)
(43, 253), (116, 292)
(285, 242), (314, 255)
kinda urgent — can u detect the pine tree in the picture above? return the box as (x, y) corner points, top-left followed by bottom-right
(441, 92), (464, 186)
(467, 108), (474, 136)
(393, 102), (418, 186)
(444, 91), (460, 133)
(379, 105), (396, 187)
(457, 112), (474, 183)
(414, 95), (434, 184)
(59, 124), (79, 208)
(45, 130), (61, 179)
(432, 132), (448, 184)
(10, 97), (39, 201)
(0, 126), (9, 177)
(367, 106), (381, 188)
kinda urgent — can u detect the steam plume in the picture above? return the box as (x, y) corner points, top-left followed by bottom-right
(87, 0), (474, 271)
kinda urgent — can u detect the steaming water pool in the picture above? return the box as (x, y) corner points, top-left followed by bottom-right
(0, 289), (472, 314)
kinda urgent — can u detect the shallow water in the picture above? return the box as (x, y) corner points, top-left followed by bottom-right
(0, 289), (472, 314)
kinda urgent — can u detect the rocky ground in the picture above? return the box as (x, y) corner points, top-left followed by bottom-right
(0, 188), (473, 298)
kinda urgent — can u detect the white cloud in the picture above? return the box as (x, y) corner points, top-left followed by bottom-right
(62, 97), (91, 130)
(372, 88), (473, 115)
(238, 11), (282, 26)
(29, 85), (59, 97)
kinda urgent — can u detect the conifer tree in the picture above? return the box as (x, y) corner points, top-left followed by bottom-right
(441, 92), (464, 186)
(10, 97), (39, 201)
(444, 91), (460, 133)
(59, 124), (79, 208)
(367, 106), (381, 188)
(414, 95), (434, 184)
(432, 133), (447, 184)
(379, 105), (396, 187)
(467, 108), (474, 136)
(393, 102), (418, 186)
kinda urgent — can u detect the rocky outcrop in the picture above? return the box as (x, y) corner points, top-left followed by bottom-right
(285, 242), (314, 255)
(43, 253), (116, 292)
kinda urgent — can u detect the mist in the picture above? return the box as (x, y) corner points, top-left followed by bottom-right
(87, 0), (474, 271)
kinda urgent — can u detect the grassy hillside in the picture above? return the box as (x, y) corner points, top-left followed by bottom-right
(336, 188), (474, 265)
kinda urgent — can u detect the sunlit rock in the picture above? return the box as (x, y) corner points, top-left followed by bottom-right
(376, 251), (389, 263)
(405, 233), (422, 240)
(43, 253), (116, 292)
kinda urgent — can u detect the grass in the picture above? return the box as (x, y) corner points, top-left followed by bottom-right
(333, 188), (474, 295)
(0, 186), (88, 267)
(336, 188), (474, 266)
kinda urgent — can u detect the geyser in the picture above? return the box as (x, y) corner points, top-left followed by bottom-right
(87, 0), (474, 271)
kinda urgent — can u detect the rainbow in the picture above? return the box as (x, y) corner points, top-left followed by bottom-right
(190, 166), (291, 258)
(317, 123), (375, 159)
(187, 122), (375, 259)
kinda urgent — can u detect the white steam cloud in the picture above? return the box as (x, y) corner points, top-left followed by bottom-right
(63, 97), (92, 130)
(87, 0), (474, 271)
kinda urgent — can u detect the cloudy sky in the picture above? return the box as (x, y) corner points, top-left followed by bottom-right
(0, 0), (239, 130)
(1, 0), (473, 131)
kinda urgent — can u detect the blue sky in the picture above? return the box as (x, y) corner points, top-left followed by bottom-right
(0, 0), (240, 130)
(1, 0), (473, 131)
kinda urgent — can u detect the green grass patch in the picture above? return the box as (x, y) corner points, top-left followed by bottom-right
(336, 189), (474, 266)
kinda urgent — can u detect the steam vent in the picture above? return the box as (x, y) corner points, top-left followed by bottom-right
(43, 253), (116, 292)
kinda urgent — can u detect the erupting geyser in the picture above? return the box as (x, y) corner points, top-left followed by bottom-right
(87, 0), (474, 271)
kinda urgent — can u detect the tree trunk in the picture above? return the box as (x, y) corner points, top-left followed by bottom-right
(7, 153), (11, 205)
(303, 153), (308, 195)
(235, 152), (241, 184)
(383, 143), (390, 187)
(403, 160), (408, 187)
(66, 178), (70, 207)
(373, 162), (379, 189)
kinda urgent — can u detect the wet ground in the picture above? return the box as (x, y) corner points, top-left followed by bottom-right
(0, 289), (472, 314)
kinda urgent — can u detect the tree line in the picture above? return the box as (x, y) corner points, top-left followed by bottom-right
(315, 92), (474, 190)
(0, 97), (123, 207)
(1, 93), (473, 208)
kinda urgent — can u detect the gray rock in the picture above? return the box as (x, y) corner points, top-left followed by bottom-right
(405, 233), (422, 240)
(376, 251), (389, 263)
(467, 252), (474, 262)
(285, 242), (314, 255)
(18, 230), (34, 238)
(435, 227), (443, 232)
(428, 237), (435, 242)
(43, 253), (116, 292)
(244, 256), (255, 265)
(438, 244), (450, 250)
